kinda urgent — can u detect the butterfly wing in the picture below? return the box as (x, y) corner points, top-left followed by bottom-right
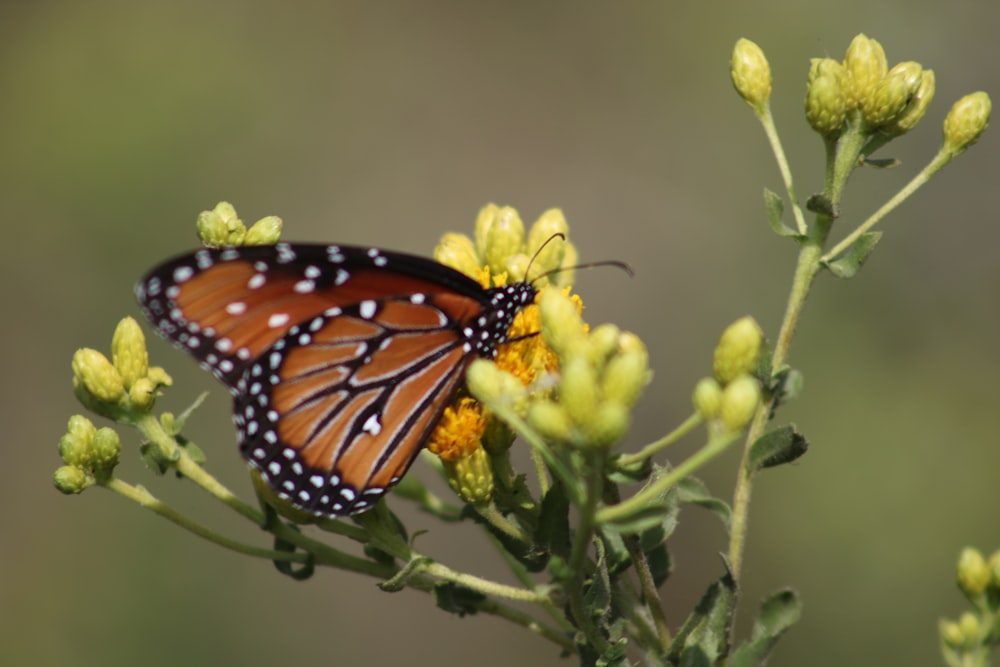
(136, 243), (492, 516)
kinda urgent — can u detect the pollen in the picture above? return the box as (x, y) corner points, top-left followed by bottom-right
(427, 397), (488, 462)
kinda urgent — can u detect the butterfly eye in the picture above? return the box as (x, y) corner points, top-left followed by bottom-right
(137, 244), (536, 517)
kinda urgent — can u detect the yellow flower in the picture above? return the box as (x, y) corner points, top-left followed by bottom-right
(427, 397), (488, 463)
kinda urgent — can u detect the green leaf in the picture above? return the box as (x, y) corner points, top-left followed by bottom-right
(823, 231), (882, 278)
(377, 555), (431, 592)
(676, 476), (731, 530)
(433, 581), (486, 617)
(729, 589), (802, 667)
(537, 479), (572, 559)
(748, 425), (808, 472)
(669, 569), (737, 666)
(863, 156), (900, 169)
(769, 367), (803, 413)
(584, 538), (613, 623)
(601, 466), (680, 536)
(763, 188), (802, 239)
(467, 506), (548, 572)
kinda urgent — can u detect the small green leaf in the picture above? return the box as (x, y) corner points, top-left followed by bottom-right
(433, 581), (485, 617)
(537, 479), (571, 559)
(805, 193), (838, 217)
(584, 538), (612, 623)
(763, 188), (802, 239)
(823, 231), (882, 278)
(669, 570), (737, 665)
(467, 507), (548, 572)
(769, 367), (803, 412)
(863, 156), (901, 169)
(676, 477), (731, 530)
(601, 464), (679, 536)
(729, 589), (802, 667)
(748, 425), (808, 472)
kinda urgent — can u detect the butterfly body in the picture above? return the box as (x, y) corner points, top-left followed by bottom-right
(136, 243), (536, 517)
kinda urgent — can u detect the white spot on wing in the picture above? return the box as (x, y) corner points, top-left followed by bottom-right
(268, 313), (290, 328)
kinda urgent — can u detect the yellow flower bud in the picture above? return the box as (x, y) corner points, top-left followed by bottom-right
(713, 316), (764, 386)
(434, 232), (481, 279)
(59, 415), (96, 467)
(692, 377), (723, 420)
(466, 360), (528, 414)
(72, 348), (125, 404)
(719, 375), (761, 432)
(197, 201), (246, 247)
(481, 206), (526, 275)
(730, 38), (772, 114)
(805, 58), (847, 136)
(244, 215), (283, 245)
(942, 91), (991, 158)
(958, 612), (981, 648)
(889, 69), (935, 136)
(957, 546), (991, 600)
(444, 445), (495, 505)
(588, 324), (622, 365)
(527, 399), (574, 442)
(540, 288), (587, 357)
(474, 203), (501, 259)
(552, 242), (578, 288)
(939, 619), (964, 649)
(146, 366), (174, 388)
(503, 253), (532, 284)
(580, 401), (630, 449)
(111, 316), (148, 389)
(601, 340), (650, 408)
(863, 61), (923, 128)
(90, 427), (121, 479)
(559, 357), (599, 426)
(129, 377), (157, 411)
(843, 34), (887, 110)
(53, 465), (91, 494)
(526, 208), (569, 278)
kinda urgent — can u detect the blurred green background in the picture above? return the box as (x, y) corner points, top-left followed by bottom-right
(3, 2), (998, 665)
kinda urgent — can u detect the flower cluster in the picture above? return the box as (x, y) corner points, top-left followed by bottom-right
(196, 201), (283, 247)
(692, 316), (763, 434)
(940, 546), (1000, 663)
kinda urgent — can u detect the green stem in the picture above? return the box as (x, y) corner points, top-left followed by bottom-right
(103, 478), (306, 562)
(595, 431), (740, 526)
(822, 148), (951, 263)
(420, 559), (548, 603)
(615, 412), (702, 467)
(473, 500), (532, 543)
(759, 106), (809, 235)
(567, 452), (611, 655)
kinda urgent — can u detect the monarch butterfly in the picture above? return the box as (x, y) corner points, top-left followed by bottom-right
(135, 243), (537, 518)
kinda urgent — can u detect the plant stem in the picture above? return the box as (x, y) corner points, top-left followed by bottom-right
(759, 106), (809, 235)
(567, 452), (611, 655)
(615, 412), (702, 467)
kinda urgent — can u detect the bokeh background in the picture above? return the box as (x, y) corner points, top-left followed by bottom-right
(3, 2), (998, 665)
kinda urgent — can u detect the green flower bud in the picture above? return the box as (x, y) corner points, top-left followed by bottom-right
(863, 61), (923, 128)
(444, 445), (494, 505)
(958, 612), (981, 648)
(244, 215), (283, 245)
(692, 377), (723, 420)
(128, 377), (157, 411)
(713, 316), (765, 386)
(601, 339), (650, 408)
(59, 415), (96, 467)
(942, 91), (991, 158)
(466, 360), (528, 414)
(146, 366), (174, 388)
(588, 324), (622, 365)
(434, 232), (482, 279)
(160, 412), (177, 435)
(844, 34), (887, 110)
(90, 427), (121, 479)
(889, 69), (935, 136)
(111, 316), (148, 389)
(559, 357), (599, 426)
(72, 348), (125, 404)
(527, 399), (574, 442)
(805, 58), (847, 136)
(730, 38), (772, 114)
(481, 206), (526, 276)
(957, 546), (991, 600)
(939, 619), (964, 649)
(719, 375), (761, 432)
(540, 289), (586, 357)
(197, 202), (246, 247)
(552, 242), (578, 288)
(580, 401), (630, 449)
(474, 203), (501, 259)
(526, 208), (569, 278)
(53, 465), (91, 494)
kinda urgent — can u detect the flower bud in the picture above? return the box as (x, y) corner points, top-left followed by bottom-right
(466, 360), (528, 414)
(540, 289), (587, 357)
(863, 61), (923, 128)
(957, 546), (991, 600)
(444, 445), (495, 505)
(692, 377), (723, 420)
(128, 377), (157, 411)
(889, 69), (935, 136)
(552, 242), (578, 288)
(59, 415), (96, 467)
(111, 316), (148, 389)
(942, 91), (991, 158)
(988, 550), (1000, 590)
(580, 401), (630, 448)
(587, 324), (621, 364)
(713, 316), (764, 386)
(146, 366), (174, 388)
(197, 201), (245, 247)
(90, 427), (121, 479)
(844, 34), (887, 110)
(939, 619), (964, 649)
(503, 253), (532, 284)
(527, 399), (573, 442)
(434, 232), (482, 279)
(526, 208), (569, 278)
(481, 206), (526, 276)
(958, 612), (981, 648)
(601, 341), (650, 408)
(559, 357), (599, 426)
(53, 465), (91, 494)
(244, 215), (283, 245)
(805, 58), (847, 136)
(730, 38), (772, 114)
(72, 348), (125, 404)
(719, 375), (761, 432)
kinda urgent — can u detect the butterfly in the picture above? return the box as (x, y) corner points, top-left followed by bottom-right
(135, 242), (537, 518)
